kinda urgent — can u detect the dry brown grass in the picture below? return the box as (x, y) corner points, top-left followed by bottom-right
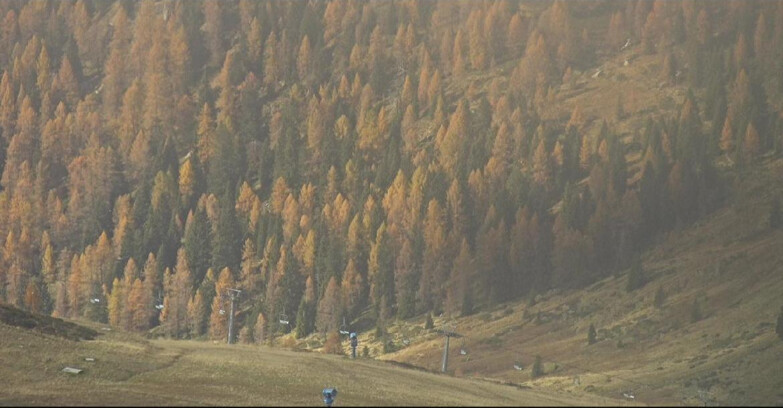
(0, 314), (628, 406)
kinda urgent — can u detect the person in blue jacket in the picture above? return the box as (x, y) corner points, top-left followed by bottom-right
(322, 388), (337, 407)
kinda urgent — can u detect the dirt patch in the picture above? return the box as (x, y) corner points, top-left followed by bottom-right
(0, 303), (98, 341)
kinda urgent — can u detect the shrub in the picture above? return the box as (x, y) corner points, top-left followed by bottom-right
(626, 258), (646, 292)
(238, 326), (253, 344)
(587, 324), (597, 345)
(424, 313), (434, 330)
(531, 355), (543, 378)
(382, 339), (396, 354)
(280, 336), (298, 349)
(527, 292), (537, 307)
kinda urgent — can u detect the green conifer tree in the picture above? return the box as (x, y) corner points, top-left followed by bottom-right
(531, 355), (543, 378)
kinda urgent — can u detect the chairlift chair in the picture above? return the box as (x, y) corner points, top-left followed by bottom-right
(279, 308), (289, 326)
(154, 290), (165, 310)
(338, 317), (350, 335)
(459, 337), (468, 355)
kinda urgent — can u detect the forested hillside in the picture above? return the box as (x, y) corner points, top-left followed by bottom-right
(0, 0), (781, 345)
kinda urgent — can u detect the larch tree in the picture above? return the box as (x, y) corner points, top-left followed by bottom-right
(419, 200), (448, 313)
(263, 31), (280, 89)
(55, 56), (80, 109)
(240, 238), (260, 296)
(101, 6), (131, 117)
(532, 139), (552, 186)
(67, 254), (84, 318)
(127, 278), (147, 332)
(297, 35), (313, 84)
(196, 103), (216, 165)
(743, 122), (761, 162)
(120, 258), (139, 330)
(247, 18), (264, 74)
(108, 277), (124, 328)
(24, 280), (43, 314)
(187, 289), (207, 337)
(439, 99), (469, 178)
(209, 266), (234, 341)
(168, 24), (191, 98)
(720, 115), (735, 158)
(202, 0), (226, 68)
(254, 312), (267, 344)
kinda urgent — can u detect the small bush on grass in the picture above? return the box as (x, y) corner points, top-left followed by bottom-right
(531, 355), (543, 378)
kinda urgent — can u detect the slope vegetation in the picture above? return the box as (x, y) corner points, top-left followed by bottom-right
(375, 157), (783, 406)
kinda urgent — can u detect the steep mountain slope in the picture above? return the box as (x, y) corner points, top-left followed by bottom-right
(374, 156), (783, 406)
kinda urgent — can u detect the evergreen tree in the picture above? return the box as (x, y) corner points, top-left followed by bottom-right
(316, 276), (342, 334)
(211, 194), (242, 275)
(531, 355), (543, 378)
(587, 323), (597, 345)
(626, 258), (646, 292)
(776, 306), (783, 341)
(185, 207), (212, 285)
(295, 294), (313, 339)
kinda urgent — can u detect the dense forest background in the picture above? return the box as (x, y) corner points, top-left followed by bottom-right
(0, 0), (781, 343)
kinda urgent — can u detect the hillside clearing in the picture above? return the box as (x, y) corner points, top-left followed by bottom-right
(0, 318), (627, 406)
